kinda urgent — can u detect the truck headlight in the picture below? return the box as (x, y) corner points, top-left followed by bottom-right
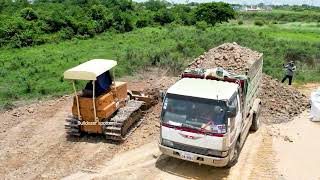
(207, 149), (228, 157)
(162, 139), (174, 147)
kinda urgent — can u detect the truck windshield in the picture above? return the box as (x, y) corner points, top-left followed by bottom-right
(161, 94), (227, 131)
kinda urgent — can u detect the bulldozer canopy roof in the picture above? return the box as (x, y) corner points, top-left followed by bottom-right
(64, 59), (117, 80)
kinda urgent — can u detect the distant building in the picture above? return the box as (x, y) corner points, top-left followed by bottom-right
(232, 5), (241, 11)
(240, 5), (273, 12)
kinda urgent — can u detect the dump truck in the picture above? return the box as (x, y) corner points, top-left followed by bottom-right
(159, 55), (263, 167)
(64, 59), (152, 140)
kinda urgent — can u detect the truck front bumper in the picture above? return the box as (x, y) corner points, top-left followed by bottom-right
(159, 144), (230, 167)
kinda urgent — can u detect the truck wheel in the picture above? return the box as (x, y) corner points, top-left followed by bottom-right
(226, 140), (240, 168)
(250, 112), (259, 131)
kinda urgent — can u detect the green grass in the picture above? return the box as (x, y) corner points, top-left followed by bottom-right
(238, 9), (320, 22)
(226, 21), (320, 42)
(1, 25), (320, 106)
(0, 26), (204, 105)
(268, 31), (320, 42)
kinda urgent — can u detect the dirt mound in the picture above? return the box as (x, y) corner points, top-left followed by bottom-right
(187, 42), (309, 124)
(260, 75), (308, 124)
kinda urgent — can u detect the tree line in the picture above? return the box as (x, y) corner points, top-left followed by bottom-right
(0, 0), (235, 48)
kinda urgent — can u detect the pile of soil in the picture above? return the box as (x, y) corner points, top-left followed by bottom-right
(187, 42), (262, 74)
(187, 42), (309, 124)
(260, 75), (308, 124)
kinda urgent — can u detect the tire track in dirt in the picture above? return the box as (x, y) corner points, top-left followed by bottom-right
(64, 126), (279, 180)
(0, 97), (120, 179)
(0, 69), (177, 179)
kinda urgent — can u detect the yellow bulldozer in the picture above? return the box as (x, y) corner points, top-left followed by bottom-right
(63, 59), (152, 140)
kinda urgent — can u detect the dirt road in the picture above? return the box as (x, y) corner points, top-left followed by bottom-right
(0, 97), (121, 179)
(63, 110), (319, 180)
(273, 111), (320, 180)
(0, 69), (176, 179)
(272, 84), (320, 180)
(63, 125), (277, 180)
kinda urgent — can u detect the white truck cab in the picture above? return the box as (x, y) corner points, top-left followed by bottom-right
(159, 78), (244, 167)
(159, 58), (262, 167)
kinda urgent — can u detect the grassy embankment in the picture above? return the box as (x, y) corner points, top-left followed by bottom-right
(238, 9), (320, 23)
(1, 21), (320, 106)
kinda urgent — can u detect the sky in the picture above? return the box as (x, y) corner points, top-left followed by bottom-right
(134, 0), (320, 6)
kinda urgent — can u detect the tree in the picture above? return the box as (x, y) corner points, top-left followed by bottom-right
(154, 9), (174, 25)
(144, 0), (167, 11)
(171, 4), (195, 25)
(194, 2), (235, 26)
(15, 0), (29, 7)
(0, 0), (12, 12)
(112, 9), (134, 32)
(103, 0), (134, 11)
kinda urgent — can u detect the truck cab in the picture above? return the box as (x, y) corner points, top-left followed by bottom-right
(159, 77), (256, 167)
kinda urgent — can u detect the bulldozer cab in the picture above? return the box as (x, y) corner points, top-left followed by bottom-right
(64, 59), (125, 123)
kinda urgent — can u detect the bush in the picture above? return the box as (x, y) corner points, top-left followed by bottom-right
(285, 48), (314, 66)
(195, 21), (208, 31)
(77, 21), (96, 37)
(20, 8), (38, 21)
(58, 27), (74, 40)
(90, 5), (107, 21)
(238, 20), (243, 25)
(254, 20), (264, 26)
(136, 19), (149, 28)
(43, 14), (67, 33)
(112, 9), (135, 33)
(154, 9), (175, 25)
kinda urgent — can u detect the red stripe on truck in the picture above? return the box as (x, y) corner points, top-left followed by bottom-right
(161, 123), (225, 137)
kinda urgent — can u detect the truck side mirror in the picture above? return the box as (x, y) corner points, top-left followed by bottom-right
(227, 106), (237, 118)
(159, 90), (166, 102)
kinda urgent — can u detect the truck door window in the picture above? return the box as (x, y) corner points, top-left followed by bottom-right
(228, 95), (238, 132)
(229, 96), (238, 113)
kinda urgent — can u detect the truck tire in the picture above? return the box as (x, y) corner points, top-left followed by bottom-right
(226, 140), (240, 168)
(250, 112), (260, 131)
(250, 99), (261, 131)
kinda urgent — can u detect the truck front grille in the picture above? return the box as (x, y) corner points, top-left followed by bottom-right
(172, 142), (209, 156)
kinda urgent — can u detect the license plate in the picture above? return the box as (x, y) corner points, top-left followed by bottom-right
(180, 152), (194, 161)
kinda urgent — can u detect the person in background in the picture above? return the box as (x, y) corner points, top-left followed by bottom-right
(281, 61), (296, 85)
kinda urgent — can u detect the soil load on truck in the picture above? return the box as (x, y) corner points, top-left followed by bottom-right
(187, 42), (308, 124)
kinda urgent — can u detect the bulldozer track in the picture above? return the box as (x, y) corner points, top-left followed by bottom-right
(104, 100), (144, 141)
(65, 116), (81, 136)
(65, 100), (146, 140)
